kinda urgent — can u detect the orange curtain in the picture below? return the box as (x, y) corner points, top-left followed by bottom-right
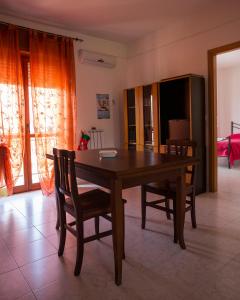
(29, 31), (76, 195)
(0, 144), (13, 195)
(0, 26), (25, 196)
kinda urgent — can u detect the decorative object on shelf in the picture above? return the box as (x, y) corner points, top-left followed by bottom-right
(99, 149), (118, 159)
(96, 94), (110, 119)
(77, 131), (90, 150)
(88, 129), (104, 149)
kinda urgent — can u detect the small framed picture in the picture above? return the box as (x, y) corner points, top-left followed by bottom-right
(96, 94), (110, 119)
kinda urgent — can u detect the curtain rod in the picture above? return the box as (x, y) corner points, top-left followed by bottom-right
(0, 20), (84, 42)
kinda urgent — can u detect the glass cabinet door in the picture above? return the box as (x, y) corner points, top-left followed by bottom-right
(143, 85), (154, 149)
(127, 89), (136, 149)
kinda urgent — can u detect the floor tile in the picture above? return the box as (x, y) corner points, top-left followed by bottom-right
(27, 211), (57, 226)
(17, 292), (36, 300)
(3, 227), (44, 249)
(0, 269), (31, 300)
(190, 258), (240, 300)
(0, 212), (33, 236)
(20, 254), (73, 290)
(46, 231), (76, 250)
(35, 221), (59, 237)
(9, 238), (57, 267)
(0, 246), (18, 274)
(0, 200), (15, 214)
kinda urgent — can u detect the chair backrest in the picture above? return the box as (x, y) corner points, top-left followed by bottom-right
(166, 139), (197, 186)
(53, 148), (79, 202)
(166, 139), (196, 156)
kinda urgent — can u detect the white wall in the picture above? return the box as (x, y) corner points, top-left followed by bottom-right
(217, 65), (240, 137)
(74, 44), (126, 148)
(126, 16), (240, 87)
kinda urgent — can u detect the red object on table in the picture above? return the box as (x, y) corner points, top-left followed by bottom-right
(77, 131), (90, 151)
(78, 139), (89, 150)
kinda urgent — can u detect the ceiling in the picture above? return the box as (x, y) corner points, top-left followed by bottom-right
(217, 49), (240, 69)
(0, 0), (240, 43)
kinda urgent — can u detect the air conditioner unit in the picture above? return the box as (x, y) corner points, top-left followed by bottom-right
(79, 50), (116, 68)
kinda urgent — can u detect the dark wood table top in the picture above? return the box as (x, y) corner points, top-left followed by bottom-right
(47, 148), (198, 177)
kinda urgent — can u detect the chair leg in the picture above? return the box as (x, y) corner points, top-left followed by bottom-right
(55, 193), (60, 230)
(58, 210), (66, 256)
(141, 185), (147, 229)
(74, 220), (84, 276)
(165, 198), (171, 220)
(190, 193), (197, 229)
(122, 207), (125, 260)
(56, 218), (60, 230)
(95, 216), (100, 239)
(173, 198), (177, 243)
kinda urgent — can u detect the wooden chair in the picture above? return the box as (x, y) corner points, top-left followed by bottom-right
(53, 148), (125, 276)
(141, 140), (197, 242)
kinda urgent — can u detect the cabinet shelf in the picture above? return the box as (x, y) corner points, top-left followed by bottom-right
(125, 88), (137, 148)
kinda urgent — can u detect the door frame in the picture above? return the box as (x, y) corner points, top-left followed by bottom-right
(208, 41), (240, 192)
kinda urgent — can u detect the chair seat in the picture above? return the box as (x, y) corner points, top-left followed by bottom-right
(145, 180), (194, 196)
(64, 189), (112, 220)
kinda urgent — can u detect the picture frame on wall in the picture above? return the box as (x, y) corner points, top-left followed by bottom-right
(96, 94), (110, 119)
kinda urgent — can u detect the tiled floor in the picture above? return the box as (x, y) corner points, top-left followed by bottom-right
(1, 165), (240, 300)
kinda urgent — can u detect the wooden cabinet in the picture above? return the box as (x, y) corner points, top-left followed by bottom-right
(124, 83), (159, 152)
(159, 74), (206, 193)
(123, 74), (206, 193)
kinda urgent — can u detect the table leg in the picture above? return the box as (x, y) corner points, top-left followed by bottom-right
(111, 179), (124, 285)
(176, 168), (186, 249)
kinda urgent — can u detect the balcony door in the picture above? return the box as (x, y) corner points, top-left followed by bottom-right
(14, 55), (40, 193)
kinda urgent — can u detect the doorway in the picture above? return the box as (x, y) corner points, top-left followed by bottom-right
(14, 55), (40, 193)
(208, 41), (240, 192)
(216, 50), (240, 193)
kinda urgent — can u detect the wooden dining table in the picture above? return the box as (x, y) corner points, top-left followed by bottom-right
(47, 148), (198, 285)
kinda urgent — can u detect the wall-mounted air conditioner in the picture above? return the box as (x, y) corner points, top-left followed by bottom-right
(79, 50), (116, 68)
